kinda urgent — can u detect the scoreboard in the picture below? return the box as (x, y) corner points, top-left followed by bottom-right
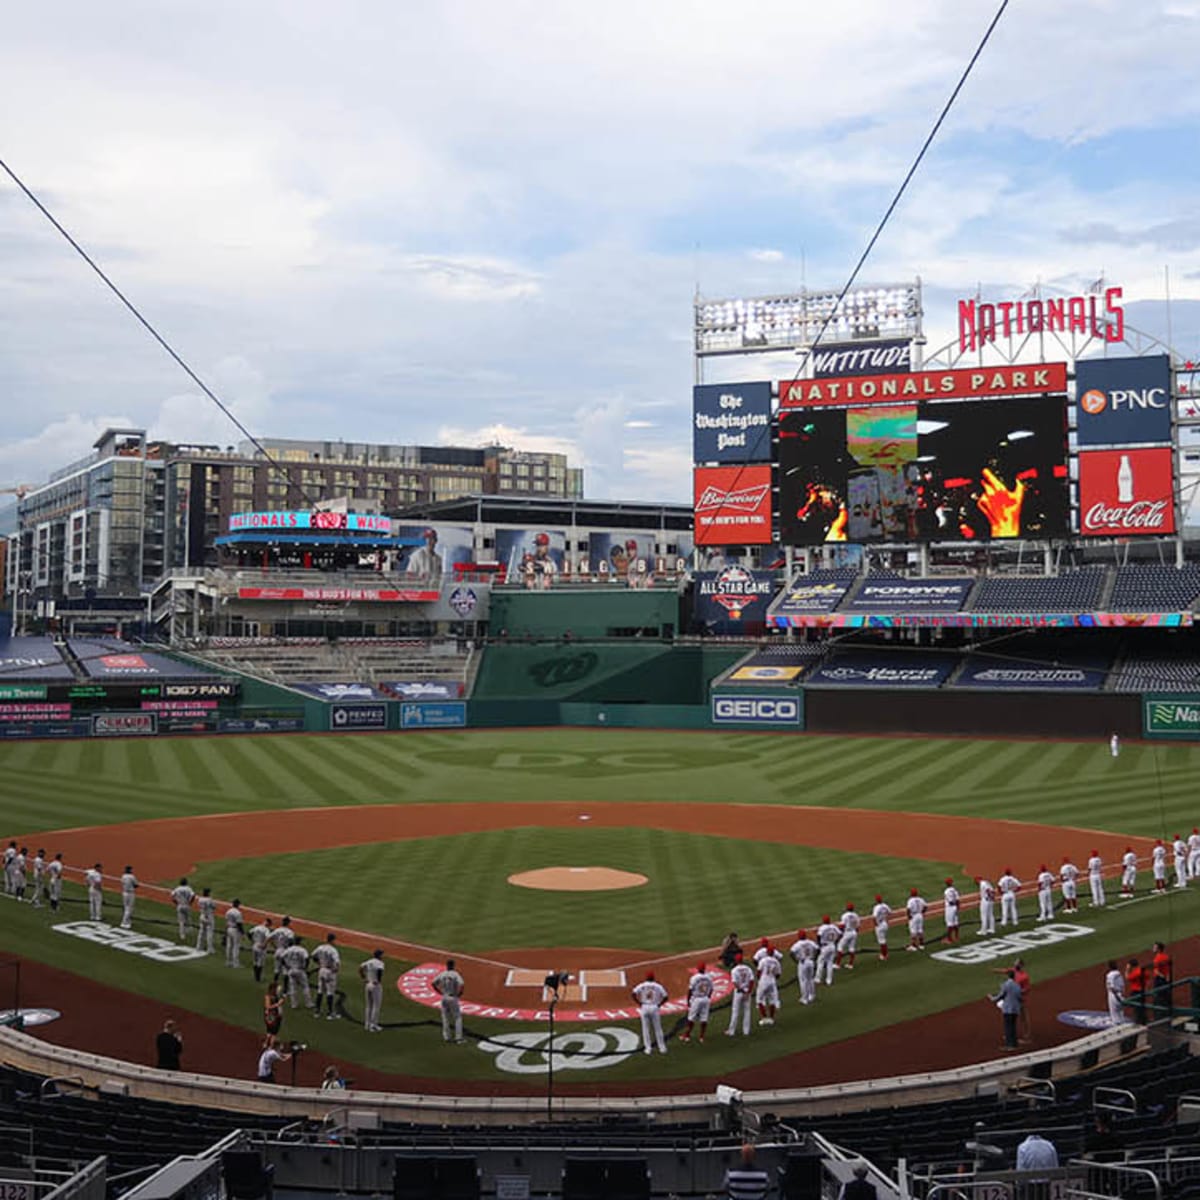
(0, 680), (241, 707)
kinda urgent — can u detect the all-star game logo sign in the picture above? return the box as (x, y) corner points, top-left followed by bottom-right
(697, 567), (775, 622)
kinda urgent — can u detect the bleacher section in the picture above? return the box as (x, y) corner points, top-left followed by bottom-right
(1111, 655), (1200, 693)
(1110, 565), (1200, 612)
(968, 567), (1109, 612)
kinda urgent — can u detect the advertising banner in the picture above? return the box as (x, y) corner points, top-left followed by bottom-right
(73, 640), (208, 677)
(385, 680), (465, 700)
(711, 693), (802, 727)
(778, 396), (1069, 545)
(694, 567), (776, 631)
(1144, 695), (1200, 739)
(772, 580), (851, 614)
(0, 702), (72, 721)
(92, 712), (158, 736)
(1075, 354), (1171, 447)
(0, 684), (48, 701)
(229, 511), (393, 534)
(807, 655), (954, 687)
(293, 682), (384, 701)
(330, 703), (388, 730)
(774, 611), (1192, 630)
(0, 719), (90, 739)
(218, 715), (306, 733)
(399, 701), (467, 729)
(728, 664), (806, 682)
(0, 638), (73, 679)
(1077, 447), (1175, 537)
(847, 579), (974, 611)
(692, 381), (773, 463)
(393, 524), (475, 586)
(809, 338), (914, 378)
(494, 528), (566, 581)
(955, 659), (1106, 689)
(781, 362), (1067, 409)
(585, 532), (658, 578)
(694, 465), (773, 545)
(237, 586), (439, 602)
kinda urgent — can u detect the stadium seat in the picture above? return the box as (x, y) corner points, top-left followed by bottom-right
(562, 1156), (650, 1200)
(221, 1149), (275, 1200)
(779, 1149), (824, 1199)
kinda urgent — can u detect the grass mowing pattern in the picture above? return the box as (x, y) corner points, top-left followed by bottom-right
(189, 831), (962, 954)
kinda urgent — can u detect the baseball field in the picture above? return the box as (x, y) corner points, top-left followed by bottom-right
(2, 728), (1198, 1094)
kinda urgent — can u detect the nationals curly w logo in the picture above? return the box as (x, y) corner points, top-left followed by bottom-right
(528, 652), (598, 688)
(477, 1026), (640, 1074)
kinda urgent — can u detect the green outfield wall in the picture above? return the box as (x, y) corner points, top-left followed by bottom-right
(1143, 694), (1200, 740)
(488, 588), (678, 639)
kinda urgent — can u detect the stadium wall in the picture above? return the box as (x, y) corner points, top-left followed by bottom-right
(489, 588), (677, 638)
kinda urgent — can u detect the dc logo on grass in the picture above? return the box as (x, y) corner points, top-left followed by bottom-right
(478, 1027), (640, 1074)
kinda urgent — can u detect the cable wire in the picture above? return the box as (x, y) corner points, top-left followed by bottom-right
(0, 156), (317, 506)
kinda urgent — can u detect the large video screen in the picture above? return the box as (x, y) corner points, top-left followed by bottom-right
(778, 395), (1068, 544)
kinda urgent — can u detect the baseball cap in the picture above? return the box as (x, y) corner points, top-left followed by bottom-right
(796, 930), (806, 939)
(645, 970), (655, 981)
(625, 538), (638, 551)
(697, 961), (706, 972)
(535, 532), (550, 546)
(422, 527), (437, 540)
(910, 887), (918, 896)
(845, 902), (855, 911)
(944, 878), (953, 886)
(875, 894), (883, 902)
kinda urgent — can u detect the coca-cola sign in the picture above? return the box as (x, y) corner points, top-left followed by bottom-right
(1077, 448), (1176, 537)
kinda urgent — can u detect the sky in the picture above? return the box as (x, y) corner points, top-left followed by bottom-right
(2, 0), (1199, 507)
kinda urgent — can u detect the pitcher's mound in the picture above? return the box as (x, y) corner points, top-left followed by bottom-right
(508, 866), (648, 892)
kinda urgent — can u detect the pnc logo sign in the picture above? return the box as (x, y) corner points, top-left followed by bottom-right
(1075, 354), (1172, 447)
(1080, 389), (1107, 415)
(712, 695), (801, 726)
(1081, 387), (1167, 415)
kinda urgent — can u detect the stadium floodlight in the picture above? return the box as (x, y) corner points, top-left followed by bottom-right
(694, 280), (923, 358)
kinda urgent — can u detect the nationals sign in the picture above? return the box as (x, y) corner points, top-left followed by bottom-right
(693, 465), (773, 544)
(781, 363), (1067, 409)
(1077, 447), (1175, 537)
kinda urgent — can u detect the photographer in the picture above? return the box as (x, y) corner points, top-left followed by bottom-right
(544, 969), (572, 1000)
(256, 1034), (292, 1083)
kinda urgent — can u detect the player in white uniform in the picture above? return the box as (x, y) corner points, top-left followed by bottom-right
(1152, 840), (1168, 894)
(432, 958), (466, 1042)
(1105, 959), (1126, 1025)
(360, 949), (385, 1032)
(1060, 856), (1080, 912)
(47, 853), (64, 912)
(1036, 865), (1056, 922)
(171, 878), (196, 940)
(1087, 850), (1106, 907)
(905, 888), (927, 951)
(1189, 829), (1200, 881)
(998, 869), (1021, 927)
(941, 881), (960, 945)
(281, 938), (313, 1009)
(680, 962), (714, 1044)
(790, 931), (817, 1003)
(3, 842), (15, 895)
(726, 953), (756, 1034)
(976, 877), (996, 936)
(224, 900), (244, 967)
(1110, 732), (1120, 758)
(1173, 835), (1189, 888)
(270, 917), (295, 980)
(85, 863), (104, 921)
(815, 916), (839, 985)
(312, 932), (341, 1019)
(631, 971), (668, 1053)
(872, 894), (893, 959)
(1121, 847), (1138, 897)
(30, 850), (45, 907)
(119, 866), (138, 929)
(196, 887), (217, 953)
(249, 917), (274, 982)
(755, 951), (782, 1025)
(10, 849), (27, 902)
(835, 903), (861, 969)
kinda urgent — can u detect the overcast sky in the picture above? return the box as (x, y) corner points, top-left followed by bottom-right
(2, 0), (1199, 505)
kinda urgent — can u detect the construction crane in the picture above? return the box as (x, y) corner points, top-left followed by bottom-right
(0, 484), (32, 500)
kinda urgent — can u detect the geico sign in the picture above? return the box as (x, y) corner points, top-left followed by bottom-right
(712, 696), (800, 725)
(931, 923), (1093, 965)
(53, 921), (208, 962)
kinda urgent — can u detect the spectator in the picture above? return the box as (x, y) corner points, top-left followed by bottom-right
(1016, 1131), (1059, 1200)
(154, 1019), (183, 1071)
(840, 1162), (877, 1200)
(724, 1143), (769, 1200)
(720, 932), (743, 972)
(256, 1035), (290, 1083)
(989, 969), (1022, 1050)
(1151, 941), (1173, 1010)
(320, 1065), (347, 1091)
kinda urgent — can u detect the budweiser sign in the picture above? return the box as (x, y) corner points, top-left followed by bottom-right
(693, 465), (773, 545)
(696, 484), (770, 512)
(1083, 500), (1169, 532)
(1077, 448), (1176, 538)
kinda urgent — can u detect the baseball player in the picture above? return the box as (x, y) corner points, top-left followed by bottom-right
(1173, 835), (1189, 889)
(432, 958), (466, 1043)
(976, 876), (996, 936)
(872, 894), (893, 959)
(47, 853), (63, 912)
(1105, 960), (1126, 1025)
(10, 849), (26, 902)
(531, 532), (557, 590)
(171, 878), (196, 940)
(271, 916), (296, 980)
(85, 863), (104, 921)
(835, 902), (860, 970)
(1121, 846), (1138, 897)
(1188, 829), (1200, 881)
(119, 866), (138, 929)
(3, 842), (15, 894)
(30, 850), (45, 908)
(998, 868), (1021, 927)
(1087, 850), (1106, 908)
(756, 950), (782, 1025)
(905, 888), (927, 951)
(790, 932), (817, 1004)
(281, 937), (313, 1010)
(939, 880), (960, 945)
(1110, 732), (1120, 758)
(313, 932), (341, 1019)
(726, 952), (755, 1035)
(224, 900), (245, 967)
(815, 915), (839, 986)
(631, 970), (668, 1053)
(249, 916), (273, 982)
(359, 949), (385, 1032)
(1060, 856), (1080, 912)
(752, 937), (781, 970)
(1152, 840), (1168, 894)
(196, 887), (217, 953)
(1036, 864), (1056, 922)
(679, 961), (714, 1044)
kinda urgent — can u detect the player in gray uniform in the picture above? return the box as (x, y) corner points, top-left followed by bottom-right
(47, 853), (64, 911)
(3, 842), (16, 894)
(171, 878), (196, 940)
(119, 866), (138, 929)
(30, 850), (46, 908)
(360, 949), (385, 1032)
(432, 958), (466, 1043)
(281, 938), (313, 1009)
(85, 863), (104, 921)
(271, 917), (295, 981)
(312, 933), (341, 1019)
(196, 887), (218, 953)
(11, 849), (27, 902)
(225, 900), (245, 967)
(249, 917), (274, 982)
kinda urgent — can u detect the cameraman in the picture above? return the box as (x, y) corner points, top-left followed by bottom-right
(256, 1034), (291, 1083)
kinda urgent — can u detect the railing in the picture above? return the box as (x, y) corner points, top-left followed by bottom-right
(1066, 1158), (1163, 1200)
